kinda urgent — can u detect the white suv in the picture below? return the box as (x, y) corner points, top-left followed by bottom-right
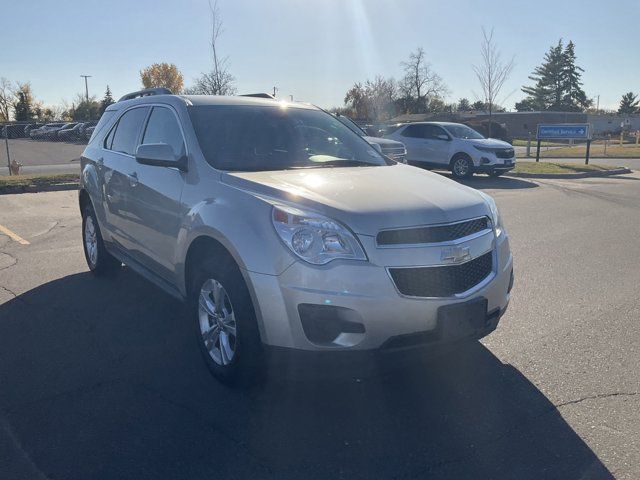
(384, 122), (516, 179)
(79, 89), (513, 385)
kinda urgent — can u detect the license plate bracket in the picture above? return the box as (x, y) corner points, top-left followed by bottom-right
(438, 297), (488, 339)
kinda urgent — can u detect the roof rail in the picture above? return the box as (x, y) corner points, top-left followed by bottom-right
(239, 93), (276, 99)
(118, 87), (173, 102)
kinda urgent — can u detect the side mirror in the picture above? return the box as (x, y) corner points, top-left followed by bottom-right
(135, 143), (187, 171)
(436, 134), (450, 141)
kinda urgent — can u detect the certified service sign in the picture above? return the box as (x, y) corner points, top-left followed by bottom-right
(537, 124), (591, 140)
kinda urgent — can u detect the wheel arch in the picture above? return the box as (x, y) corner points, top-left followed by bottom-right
(78, 188), (91, 213)
(182, 234), (267, 342)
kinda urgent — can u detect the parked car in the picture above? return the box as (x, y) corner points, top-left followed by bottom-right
(57, 122), (83, 141)
(23, 123), (44, 137)
(84, 125), (96, 141)
(78, 121), (97, 139)
(29, 122), (68, 140)
(79, 88), (513, 385)
(1, 123), (28, 139)
(384, 122), (516, 179)
(333, 113), (407, 163)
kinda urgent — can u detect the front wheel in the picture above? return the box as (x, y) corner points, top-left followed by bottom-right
(190, 255), (264, 386)
(451, 155), (474, 179)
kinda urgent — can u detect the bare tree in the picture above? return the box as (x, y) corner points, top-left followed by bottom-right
(0, 78), (13, 121)
(185, 0), (236, 95)
(399, 48), (447, 113)
(473, 27), (515, 136)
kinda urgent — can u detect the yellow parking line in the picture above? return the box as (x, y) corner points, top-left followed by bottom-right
(0, 224), (30, 245)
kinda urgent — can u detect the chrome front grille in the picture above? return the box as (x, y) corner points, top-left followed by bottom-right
(495, 148), (514, 159)
(381, 145), (407, 162)
(388, 251), (493, 298)
(377, 217), (489, 246)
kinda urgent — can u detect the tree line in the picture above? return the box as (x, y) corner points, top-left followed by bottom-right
(0, 79), (116, 123)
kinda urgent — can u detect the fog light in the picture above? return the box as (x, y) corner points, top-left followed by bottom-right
(481, 157), (491, 164)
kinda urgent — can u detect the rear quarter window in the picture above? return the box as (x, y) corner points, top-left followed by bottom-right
(88, 110), (116, 144)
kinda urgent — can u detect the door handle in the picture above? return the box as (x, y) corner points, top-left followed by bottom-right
(127, 171), (139, 187)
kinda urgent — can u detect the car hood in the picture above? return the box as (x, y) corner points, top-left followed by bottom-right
(363, 136), (405, 147)
(466, 138), (512, 149)
(222, 164), (489, 235)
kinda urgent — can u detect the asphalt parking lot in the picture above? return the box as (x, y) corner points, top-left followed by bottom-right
(1, 139), (84, 167)
(1, 173), (639, 479)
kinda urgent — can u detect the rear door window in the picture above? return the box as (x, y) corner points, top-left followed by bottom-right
(141, 107), (186, 156)
(423, 125), (448, 139)
(108, 107), (150, 155)
(400, 124), (427, 138)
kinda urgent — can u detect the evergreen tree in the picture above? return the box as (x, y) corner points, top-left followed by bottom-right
(100, 86), (115, 114)
(519, 40), (591, 112)
(521, 40), (565, 111)
(618, 92), (639, 114)
(457, 98), (471, 111)
(13, 83), (35, 121)
(562, 41), (591, 111)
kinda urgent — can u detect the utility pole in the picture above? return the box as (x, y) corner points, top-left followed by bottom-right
(596, 95), (600, 113)
(80, 75), (92, 102)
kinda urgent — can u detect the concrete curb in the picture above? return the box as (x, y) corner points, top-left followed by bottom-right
(506, 167), (632, 179)
(0, 182), (78, 195)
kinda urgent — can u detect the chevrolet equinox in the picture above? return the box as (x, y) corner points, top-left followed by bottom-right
(79, 88), (514, 384)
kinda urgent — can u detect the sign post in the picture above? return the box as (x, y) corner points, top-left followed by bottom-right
(536, 124), (592, 165)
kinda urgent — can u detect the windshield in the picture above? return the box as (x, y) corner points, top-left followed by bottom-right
(189, 105), (388, 171)
(334, 114), (366, 137)
(443, 124), (485, 139)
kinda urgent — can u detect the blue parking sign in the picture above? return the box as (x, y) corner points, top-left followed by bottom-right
(537, 124), (591, 140)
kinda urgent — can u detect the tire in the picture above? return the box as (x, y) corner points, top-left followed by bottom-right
(450, 155), (474, 179)
(189, 253), (264, 386)
(82, 203), (121, 276)
(488, 170), (505, 178)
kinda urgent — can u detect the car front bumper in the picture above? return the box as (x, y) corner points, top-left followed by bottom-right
(245, 231), (513, 352)
(475, 154), (516, 173)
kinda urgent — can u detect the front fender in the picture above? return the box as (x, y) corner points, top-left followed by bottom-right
(174, 188), (296, 296)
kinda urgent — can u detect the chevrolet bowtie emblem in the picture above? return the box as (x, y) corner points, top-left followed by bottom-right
(441, 246), (471, 264)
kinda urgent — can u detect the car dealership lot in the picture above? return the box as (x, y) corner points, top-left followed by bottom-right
(1, 174), (639, 479)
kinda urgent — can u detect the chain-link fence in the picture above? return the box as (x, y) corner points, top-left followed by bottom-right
(1, 120), (99, 175)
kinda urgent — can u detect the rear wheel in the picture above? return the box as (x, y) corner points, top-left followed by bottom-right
(82, 204), (121, 276)
(189, 254), (264, 386)
(450, 155), (474, 179)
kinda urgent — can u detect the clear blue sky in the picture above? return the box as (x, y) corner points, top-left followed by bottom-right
(2, 0), (639, 111)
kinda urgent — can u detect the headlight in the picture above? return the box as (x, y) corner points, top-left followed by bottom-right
(474, 145), (497, 153)
(272, 205), (367, 265)
(478, 191), (503, 236)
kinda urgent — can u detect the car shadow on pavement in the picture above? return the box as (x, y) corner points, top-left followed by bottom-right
(438, 171), (539, 190)
(0, 270), (612, 480)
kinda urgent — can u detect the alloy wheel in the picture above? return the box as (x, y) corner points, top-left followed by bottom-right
(453, 158), (470, 177)
(84, 216), (98, 268)
(198, 278), (237, 366)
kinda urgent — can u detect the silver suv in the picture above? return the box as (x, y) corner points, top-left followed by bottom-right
(79, 88), (514, 384)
